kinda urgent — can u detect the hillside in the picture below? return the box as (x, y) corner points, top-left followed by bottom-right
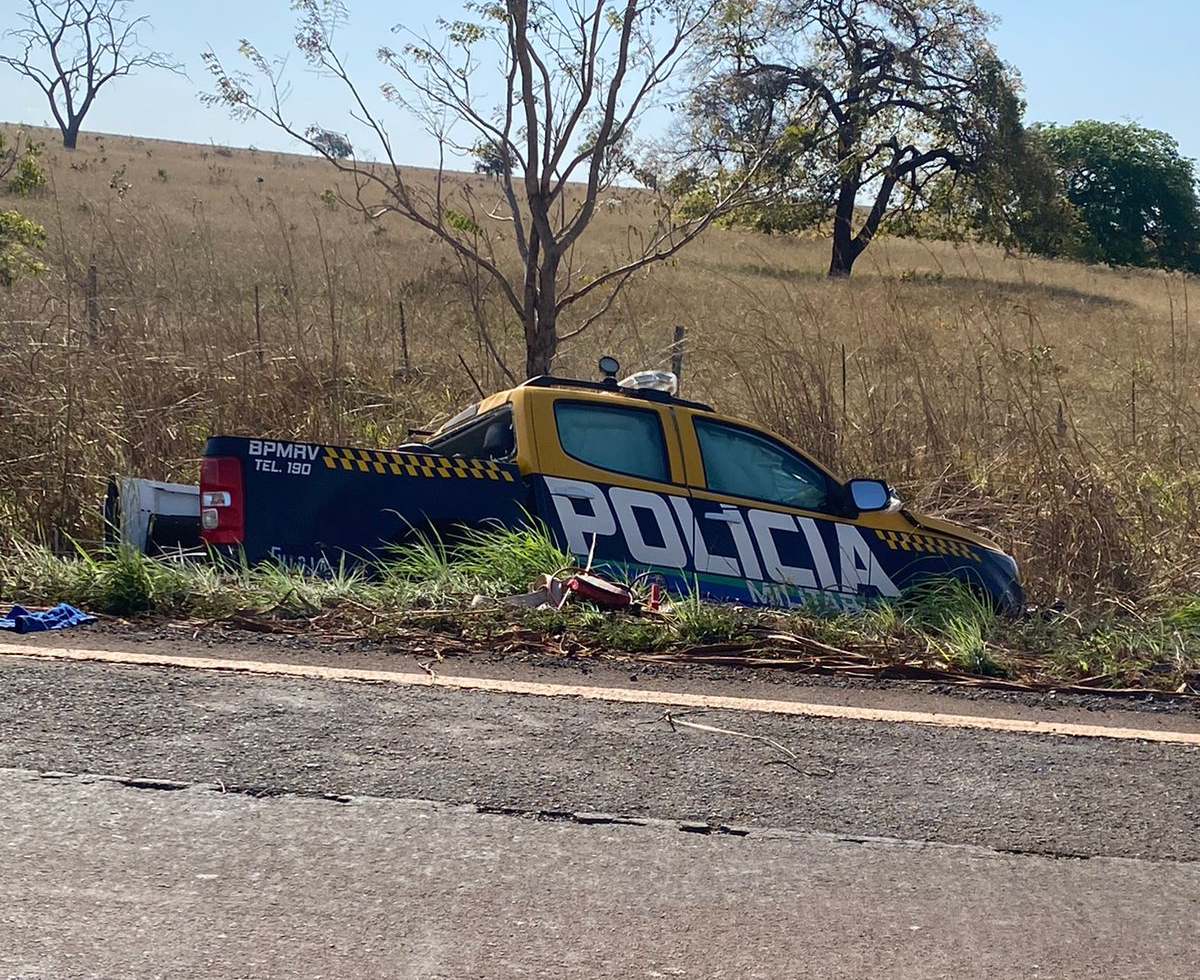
(2, 123), (1198, 606)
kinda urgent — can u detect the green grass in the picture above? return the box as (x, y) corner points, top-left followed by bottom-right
(891, 580), (1009, 677)
(0, 540), (368, 620)
(662, 591), (759, 647)
(0, 525), (571, 620)
(1166, 596), (1200, 629)
(380, 521), (572, 604)
(1, 533), (1197, 693)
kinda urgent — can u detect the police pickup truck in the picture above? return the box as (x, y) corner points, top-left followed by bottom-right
(199, 359), (1022, 613)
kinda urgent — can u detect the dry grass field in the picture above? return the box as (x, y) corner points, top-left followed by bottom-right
(2, 123), (1198, 612)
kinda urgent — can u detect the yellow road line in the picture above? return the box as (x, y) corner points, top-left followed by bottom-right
(1, 641), (1198, 746)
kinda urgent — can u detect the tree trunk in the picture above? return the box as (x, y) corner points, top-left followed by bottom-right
(828, 243), (856, 277)
(522, 253), (560, 379)
(828, 180), (860, 277)
(62, 122), (80, 150)
(524, 317), (556, 379)
(828, 222), (862, 277)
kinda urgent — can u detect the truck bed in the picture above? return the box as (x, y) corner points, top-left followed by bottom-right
(203, 436), (526, 572)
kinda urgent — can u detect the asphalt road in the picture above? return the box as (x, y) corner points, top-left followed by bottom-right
(1, 641), (1198, 977)
(4, 770), (1198, 980)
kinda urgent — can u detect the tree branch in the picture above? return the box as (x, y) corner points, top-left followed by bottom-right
(1, 0), (180, 145)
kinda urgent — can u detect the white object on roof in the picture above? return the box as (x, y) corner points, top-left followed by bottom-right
(618, 370), (679, 396)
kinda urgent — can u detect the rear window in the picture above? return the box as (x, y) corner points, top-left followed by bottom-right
(554, 401), (669, 483)
(426, 407), (515, 460)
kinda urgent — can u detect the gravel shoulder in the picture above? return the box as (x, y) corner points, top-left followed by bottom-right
(15, 620), (1200, 732)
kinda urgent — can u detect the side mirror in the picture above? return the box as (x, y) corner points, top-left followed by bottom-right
(847, 478), (898, 513)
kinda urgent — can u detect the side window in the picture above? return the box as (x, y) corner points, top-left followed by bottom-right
(695, 418), (832, 511)
(554, 401), (669, 483)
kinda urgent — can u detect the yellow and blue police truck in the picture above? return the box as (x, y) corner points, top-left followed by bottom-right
(199, 359), (1022, 613)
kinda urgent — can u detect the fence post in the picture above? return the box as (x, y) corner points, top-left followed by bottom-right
(841, 343), (848, 423)
(670, 324), (686, 380)
(399, 298), (411, 375)
(1131, 370), (1137, 442)
(254, 284), (264, 368)
(86, 264), (100, 346)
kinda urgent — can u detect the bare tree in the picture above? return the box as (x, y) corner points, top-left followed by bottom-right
(695, 0), (1016, 276)
(203, 0), (768, 379)
(0, 0), (181, 149)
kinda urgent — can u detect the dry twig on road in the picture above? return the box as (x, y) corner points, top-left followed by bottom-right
(663, 711), (834, 778)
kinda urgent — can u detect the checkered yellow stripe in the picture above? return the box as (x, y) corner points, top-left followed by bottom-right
(874, 529), (980, 562)
(321, 447), (515, 482)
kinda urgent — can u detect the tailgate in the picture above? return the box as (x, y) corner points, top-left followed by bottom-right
(204, 436), (526, 572)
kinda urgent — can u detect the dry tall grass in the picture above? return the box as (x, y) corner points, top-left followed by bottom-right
(3, 124), (1198, 608)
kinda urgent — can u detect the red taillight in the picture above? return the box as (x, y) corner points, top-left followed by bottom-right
(200, 455), (244, 545)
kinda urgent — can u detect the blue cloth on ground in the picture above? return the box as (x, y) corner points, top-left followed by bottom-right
(0, 603), (96, 634)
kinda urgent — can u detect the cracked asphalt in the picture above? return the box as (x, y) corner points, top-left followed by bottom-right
(0, 642), (1198, 978)
(1, 655), (1197, 860)
(3, 771), (1198, 980)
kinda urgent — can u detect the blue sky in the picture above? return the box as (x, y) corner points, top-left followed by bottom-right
(2, 1), (1198, 167)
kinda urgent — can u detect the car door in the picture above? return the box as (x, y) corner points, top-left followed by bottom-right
(674, 412), (902, 610)
(525, 391), (697, 589)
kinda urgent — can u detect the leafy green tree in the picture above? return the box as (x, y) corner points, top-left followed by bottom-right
(471, 138), (516, 179)
(0, 209), (46, 289)
(890, 72), (1084, 258)
(1038, 121), (1200, 271)
(0, 130), (47, 290)
(690, 0), (1024, 276)
(0, 130), (47, 196)
(308, 128), (354, 160)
